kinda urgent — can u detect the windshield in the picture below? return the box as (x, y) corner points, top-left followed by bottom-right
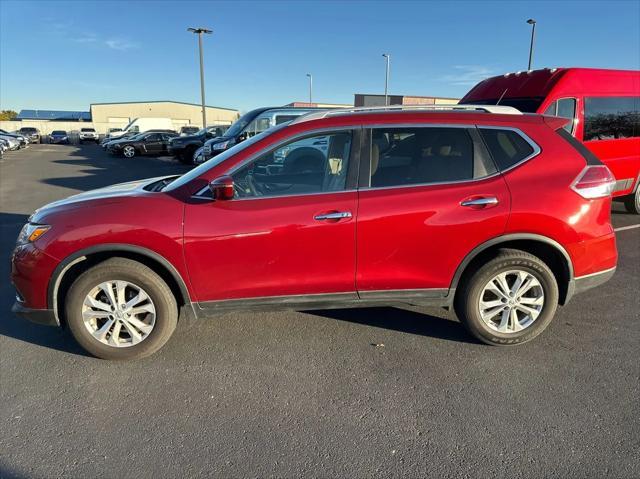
(81, 128), (95, 132)
(460, 97), (545, 113)
(163, 122), (289, 192)
(51, 131), (66, 135)
(224, 108), (268, 138)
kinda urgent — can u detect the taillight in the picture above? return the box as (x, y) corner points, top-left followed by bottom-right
(570, 165), (616, 199)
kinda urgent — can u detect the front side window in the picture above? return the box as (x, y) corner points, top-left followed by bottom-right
(584, 96), (639, 141)
(144, 133), (161, 141)
(480, 129), (536, 171)
(369, 127), (494, 188)
(232, 131), (352, 199)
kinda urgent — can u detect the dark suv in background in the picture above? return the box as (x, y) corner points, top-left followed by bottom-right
(198, 107), (327, 164)
(167, 125), (229, 164)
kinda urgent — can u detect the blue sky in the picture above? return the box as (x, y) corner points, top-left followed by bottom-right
(1, 0), (639, 113)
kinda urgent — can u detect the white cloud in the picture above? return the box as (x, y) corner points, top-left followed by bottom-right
(440, 65), (495, 86)
(73, 34), (98, 44)
(104, 39), (139, 51)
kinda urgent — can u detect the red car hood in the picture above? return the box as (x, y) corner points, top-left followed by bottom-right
(31, 176), (174, 220)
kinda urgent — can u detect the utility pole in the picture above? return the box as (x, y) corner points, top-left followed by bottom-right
(526, 19), (537, 71)
(306, 73), (313, 104)
(382, 53), (391, 106)
(187, 27), (213, 128)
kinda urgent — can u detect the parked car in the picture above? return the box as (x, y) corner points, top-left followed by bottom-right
(108, 118), (175, 140)
(107, 131), (178, 158)
(459, 67), (640, 214)
(0, 134), (21, 150)
(106, 127), (123, 137)
(167, 125), (228, 164)
(179, 126), (201, 136)
(0, 138), (8, 155)
(79, 128), (99, 143)
(18, 127), (40, 144)
(10, 105), (619, 360)
(0, 129), (28, 148)
(198, 107), (327, 164)
(49, 130), (69, 144)
(101, 129), (175, 149)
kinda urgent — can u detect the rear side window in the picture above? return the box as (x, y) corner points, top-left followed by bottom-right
(480, 129), (536, 171)
(584, 96), (639, 141)
(368, 127), (496, 188)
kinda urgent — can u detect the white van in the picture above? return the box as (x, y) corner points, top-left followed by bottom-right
(108, 118), (175, 139)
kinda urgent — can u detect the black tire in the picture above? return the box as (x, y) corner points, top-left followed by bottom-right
(180, 147), (196, 165)
(623, 187), (640, 215)
(64, 258), (178, 360)
(454, 249), (559, 346)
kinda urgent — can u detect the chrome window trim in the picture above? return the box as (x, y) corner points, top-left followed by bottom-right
(191, 123), (541, 198)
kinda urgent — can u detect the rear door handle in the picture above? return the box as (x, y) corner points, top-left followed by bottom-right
(460, 196), (499, 207)
(314, 211), (352, 221)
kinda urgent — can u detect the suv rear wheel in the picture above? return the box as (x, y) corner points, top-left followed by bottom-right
(623, 187), (640, 215)
(455, 249), (559, 345)
(65, 258), (178, 360)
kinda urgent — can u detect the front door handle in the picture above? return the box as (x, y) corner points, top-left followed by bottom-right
(314, 211), (352, 221)
(460, 196), (499, 208)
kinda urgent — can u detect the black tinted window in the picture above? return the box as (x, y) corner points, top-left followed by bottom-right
(232, 131), (352, 198)
(480, 129), (535, 171)
(584, 96), (639, 141)
(145, 134), (161, 141)
(370, 127), (493, 188)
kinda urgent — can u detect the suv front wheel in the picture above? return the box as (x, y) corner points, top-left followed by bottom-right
(455, 249), (559, 345)
(65, 258), (178, 360)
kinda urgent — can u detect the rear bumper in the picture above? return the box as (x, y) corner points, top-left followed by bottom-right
(11, 302), (58, 326)
(566, 267), (616, 304)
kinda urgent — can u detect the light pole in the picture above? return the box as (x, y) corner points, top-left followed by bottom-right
(382, 53), (391, 106)
(526, 19), (536, 71)
(306, 73), (313, 104)
(187, 27), (212, 128)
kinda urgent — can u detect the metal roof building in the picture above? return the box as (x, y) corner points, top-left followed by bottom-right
(16, 110), (92, 121)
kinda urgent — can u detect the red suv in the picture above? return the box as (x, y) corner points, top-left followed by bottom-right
(11, 106), (618, 360)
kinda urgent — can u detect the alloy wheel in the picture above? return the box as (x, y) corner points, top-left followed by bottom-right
(123, 146), (135, 158)
(478, 270), (545, 333)
(81, 280), (156, 347)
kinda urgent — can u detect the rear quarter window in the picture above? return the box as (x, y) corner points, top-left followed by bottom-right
(479, 129), (536, 171)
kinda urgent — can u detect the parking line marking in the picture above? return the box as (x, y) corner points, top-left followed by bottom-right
(614, 224), (640, 232)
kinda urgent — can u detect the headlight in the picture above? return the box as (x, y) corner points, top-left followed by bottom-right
(17, 223), (50, 245)
(212, 140), (229, 151)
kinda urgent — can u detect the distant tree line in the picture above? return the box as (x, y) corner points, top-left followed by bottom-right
(0, 110), (18, 121)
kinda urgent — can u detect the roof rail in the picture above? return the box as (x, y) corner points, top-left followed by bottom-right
(291, 104), (522, 124)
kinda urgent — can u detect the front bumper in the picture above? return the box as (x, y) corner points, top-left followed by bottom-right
(11, 302), (58, 326)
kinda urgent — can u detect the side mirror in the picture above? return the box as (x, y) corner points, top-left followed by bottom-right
(209, 175), (234, 201)
(237, 132), (248, 143)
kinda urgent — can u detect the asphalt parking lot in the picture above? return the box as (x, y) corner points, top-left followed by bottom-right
(0, 144), (638, 478)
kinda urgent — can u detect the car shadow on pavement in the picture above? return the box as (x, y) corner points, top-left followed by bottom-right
(40, 145), (189, 193)
(303, 306), (477, 344)
(0, 212), (88, 357)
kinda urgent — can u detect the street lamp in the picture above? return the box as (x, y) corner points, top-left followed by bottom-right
(306, 73), (313, 104)
(187, 27), (213, 128)
(382, 53), (391, 106)
(526, 19), (537, 71)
